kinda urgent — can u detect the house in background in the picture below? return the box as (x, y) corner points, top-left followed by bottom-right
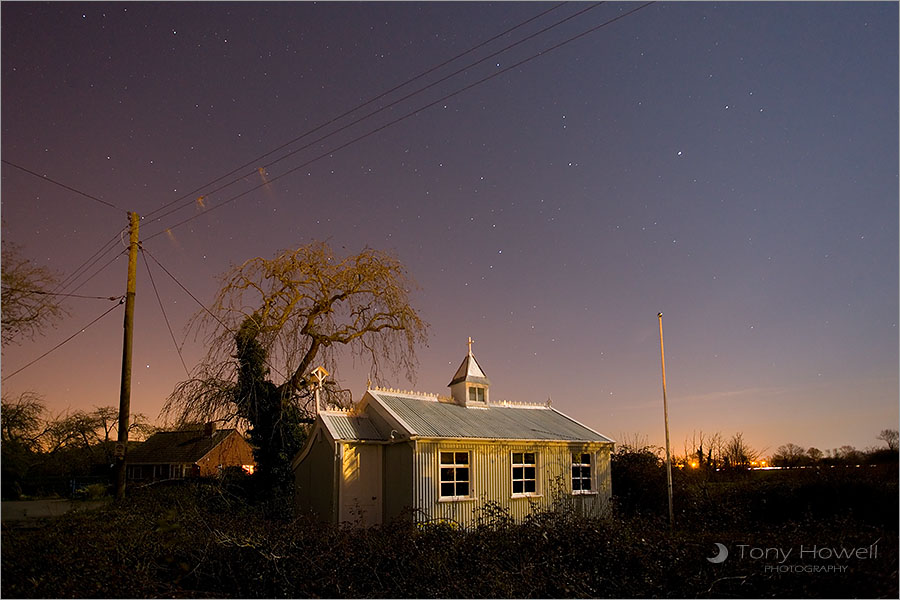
(293, 345), (614, 528)
(126, 423), (255, 482)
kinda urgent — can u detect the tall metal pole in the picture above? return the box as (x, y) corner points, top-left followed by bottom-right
(115, 212), (139, 500)
(658, 312), (674, 529)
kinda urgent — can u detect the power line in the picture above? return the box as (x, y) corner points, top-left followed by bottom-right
(144, 3), (603, 232)
(4, 300), (124, 379)
(139, 247), (229, 334)
(146, 2), (654, 242)
(140, 246), (289, 383)
(140, 247), (190, 377)
(68, 247), (128, 296)
(0, 285), (121, 301)
(141, 2), (570, 223)
(1, 159), (124, 212)
(1, 187), (126, 299)
(51, 230), (124, 295)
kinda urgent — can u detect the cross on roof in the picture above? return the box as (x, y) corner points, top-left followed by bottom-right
(467, 336), (474, 355)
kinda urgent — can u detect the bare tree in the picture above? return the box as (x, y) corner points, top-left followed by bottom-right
(771, 443), (806, 467)
(93, 406), (120, 444)
(163, 242), (428, 491)
(683, 430), (710, 468)
(93, 405), (155, 443)
(836, 445), (864, 465)
(703, 431), (726, 469)
(1, 392), (50, 497)
(723, 432), (759, 468)
(1, 391), (48, 450)
(40, 410), (98, 455)
(126, 413), (157, 441)
(876, 429), (898, 452)
(1, 240), (68, 346)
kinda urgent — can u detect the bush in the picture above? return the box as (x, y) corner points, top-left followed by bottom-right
(73, 483), (110, 500)
(611, 443), (668, 516)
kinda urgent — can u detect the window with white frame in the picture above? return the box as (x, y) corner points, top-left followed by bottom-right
(511, 452), (537, 495)
(572, 452), (592, 493)
(440, 451), (470, 498)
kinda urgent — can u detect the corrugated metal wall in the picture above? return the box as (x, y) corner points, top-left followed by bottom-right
(383, 442), (414, 522)
(411, 440), (612, 528)
(339, 443), (383, 526)
(294, 430), (338, 522)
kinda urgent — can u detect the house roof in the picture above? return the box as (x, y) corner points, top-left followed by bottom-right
(367, 390), (612, 443)
(321, 413), (387, 441)
(127, 429), (240, 464)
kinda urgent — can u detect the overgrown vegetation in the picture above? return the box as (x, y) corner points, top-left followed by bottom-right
(3, 452), (897, 598)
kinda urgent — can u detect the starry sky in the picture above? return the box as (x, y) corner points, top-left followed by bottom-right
(2, 2), (897, 457)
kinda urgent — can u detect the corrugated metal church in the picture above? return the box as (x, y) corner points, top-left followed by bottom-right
(292, 344), (614, 528)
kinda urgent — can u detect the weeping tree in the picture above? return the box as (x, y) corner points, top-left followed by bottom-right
(163, 242), (428, 494)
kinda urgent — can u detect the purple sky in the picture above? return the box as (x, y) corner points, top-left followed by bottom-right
(2, 2), (897, 457)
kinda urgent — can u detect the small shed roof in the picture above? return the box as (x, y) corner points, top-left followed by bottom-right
(368, 390), (611, 443)
(127, 429), (239, 464)
(321, 413), (387, 441)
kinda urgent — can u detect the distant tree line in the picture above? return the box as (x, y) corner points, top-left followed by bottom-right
(615, 428), (899, 477)
(768, 428), (899, 468)
(1, 391), (155, 499)
(610, 429), (899, 518)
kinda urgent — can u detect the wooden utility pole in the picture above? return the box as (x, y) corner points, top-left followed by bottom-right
(115, 212), (139, 500)
(657, 312), (674, 529)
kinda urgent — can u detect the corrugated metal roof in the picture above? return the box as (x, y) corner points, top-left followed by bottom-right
(371, 392), (611, 442)
(321, 413), (387, 441)
(127, 429), (238, 464)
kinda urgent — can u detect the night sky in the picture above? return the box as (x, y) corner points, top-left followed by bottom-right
(2, 2), (897, 456)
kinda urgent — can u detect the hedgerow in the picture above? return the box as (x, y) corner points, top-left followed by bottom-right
(3, 468), (897, 598)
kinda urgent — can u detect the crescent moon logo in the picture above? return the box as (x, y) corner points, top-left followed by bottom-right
(707, 542), (729, 564)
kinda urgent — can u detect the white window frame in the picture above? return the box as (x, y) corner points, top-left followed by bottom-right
(468, 386), (486, 403)
(439, 451), (472, 501)
(511, 451), (539, 497)
(571, 452), (596, 495)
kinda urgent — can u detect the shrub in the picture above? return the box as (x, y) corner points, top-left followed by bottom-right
(611, 443), (667, 515)
(75, 483), (110, 500)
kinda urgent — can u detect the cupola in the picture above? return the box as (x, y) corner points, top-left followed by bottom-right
(446, 337), (490, 406)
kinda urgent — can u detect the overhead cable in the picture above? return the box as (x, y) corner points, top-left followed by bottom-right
(146, 2), (654, 241)
(0, 286), (121, 301)
(145, 3), (603, 232)
(49, 230), (124, 295)
(141, 2), (570, 222)
(67, 248), (128, 296)
(140, 247), (191, 377)
(1, 159), (123, 212)
(140, 246), (289, 383)
(4, 300), (124, 379)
